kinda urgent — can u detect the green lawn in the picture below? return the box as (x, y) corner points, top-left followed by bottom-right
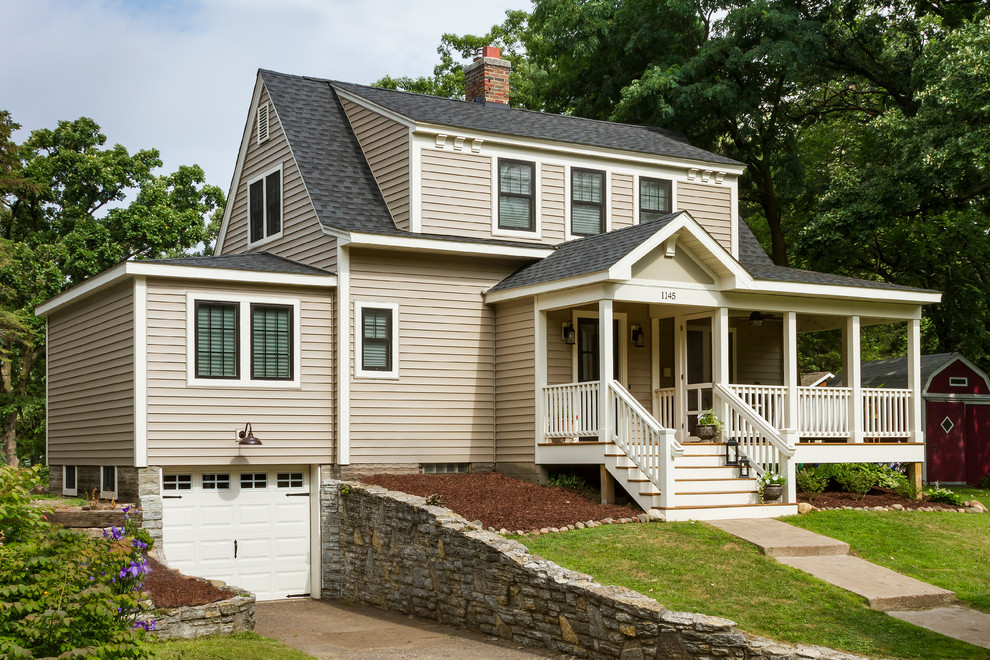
(516, 523), (987, 659)
(951, 486), (990, 509)
(150, 632), (312, 659)
(784, 506), (990, 613)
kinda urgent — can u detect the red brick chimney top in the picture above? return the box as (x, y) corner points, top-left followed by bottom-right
(479, 45), (501, 60)
(464, 45), (511, 105)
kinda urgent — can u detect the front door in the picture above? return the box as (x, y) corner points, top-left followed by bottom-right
(685, 317), (713, 437)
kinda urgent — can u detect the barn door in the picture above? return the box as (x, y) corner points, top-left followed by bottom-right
(965, 404), (990, 485)
(926, 401), (967, 483)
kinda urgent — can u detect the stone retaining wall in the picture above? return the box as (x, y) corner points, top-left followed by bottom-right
(153, 590), (256, 639)
(320, 480), (866, 660)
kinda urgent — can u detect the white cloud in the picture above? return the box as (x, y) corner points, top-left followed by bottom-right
(1, 0), (526, 193)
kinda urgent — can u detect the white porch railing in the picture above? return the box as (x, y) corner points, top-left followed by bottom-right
(652, 387), (676, 429)
(543, 382), (600, 439)
(729, 385), (785, 429)
(715, 383), (795, 477)
(797, 386), (851, 438)
(863, 388), (911, 438)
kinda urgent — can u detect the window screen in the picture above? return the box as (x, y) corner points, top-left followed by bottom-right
(571, 168), (605, 235)
(196, 302), (238, 378)
(640, 177), (672, 223)
(362, 308), (392, 371)
(251, 304), (292, 379)
(499, 160), (535, 230)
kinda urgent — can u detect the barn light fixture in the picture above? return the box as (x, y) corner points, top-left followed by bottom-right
(237, 423), (262, 446)
(561, 321), (576, 345)
(748, 311), (764, 327)
(630, 324), (645, 348)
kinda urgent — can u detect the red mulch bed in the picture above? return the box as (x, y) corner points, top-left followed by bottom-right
(799, 488), (958, 510)
(361, 472), (640, 531)
(143, 557), (235, 607)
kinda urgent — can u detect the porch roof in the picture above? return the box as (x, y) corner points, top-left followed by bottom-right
(830, 352), (987, 390)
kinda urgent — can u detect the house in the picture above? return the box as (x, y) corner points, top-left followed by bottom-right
(801, 372), (834, 388)
(37, 47), (941, 600)
(832, 353), (990, 485)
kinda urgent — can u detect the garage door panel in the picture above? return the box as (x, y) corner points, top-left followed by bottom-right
(161, 467), (311, 601)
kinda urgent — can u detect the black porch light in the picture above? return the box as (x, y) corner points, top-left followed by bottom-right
(738, 456), (751, 478)
(724, 438), (739, 466)
(561, 321), (576, 345)
(748, 311), (764, 327)
(237, 423), (262, 446)
(630, 324), (645, 348)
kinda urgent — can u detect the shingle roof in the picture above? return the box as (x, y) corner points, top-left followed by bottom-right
(830, 353), (962, 388)
(488, 215), (680, 292)
(330, 80), (742, 166)
(148, 252), (331, 275)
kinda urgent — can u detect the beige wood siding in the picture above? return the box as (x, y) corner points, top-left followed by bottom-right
(219, 84), (337, 271)
(495, 298), (536, 463)
(540, 164), (566, 243)
(420, 149), (492, 239)
(145, 278), (334, 465)
(611, 173), (634, 230)
(546, 309), (571, 385)
(47, 282), (134, 464)
(348, 250), (525, 464)
(677, 182), (732, 251)
(339, 98), (410, 230)
(733, 320), (783, 385)
(617, 303), (652, 410)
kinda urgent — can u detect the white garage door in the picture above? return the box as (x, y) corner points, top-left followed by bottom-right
(161, 467), (311, 601)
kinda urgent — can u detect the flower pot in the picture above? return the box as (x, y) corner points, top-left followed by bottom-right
(694, 424), (719, 441)
(761, 484), (783, 502)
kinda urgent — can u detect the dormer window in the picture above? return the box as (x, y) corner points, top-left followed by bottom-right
(571, 168), (605, 236)
(498, 159), (535, 231)
(249, 167), (281, 244)
(640, 177), (672, 223)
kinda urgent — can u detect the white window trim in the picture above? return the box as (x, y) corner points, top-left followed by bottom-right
(565, 165), (611, 241)
(949, 377), (968, 387)
(100, 465), (117, 500)
(62, 465), (77, 497)
(634, 174), (676, 225)
(491, 157), (542, 239)
(355, 301), (400, 380)
(246, 163), (284, 248)
(186, 291), (303, 389)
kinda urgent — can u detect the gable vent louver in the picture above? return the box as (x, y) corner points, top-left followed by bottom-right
(257, 103), (270, 144)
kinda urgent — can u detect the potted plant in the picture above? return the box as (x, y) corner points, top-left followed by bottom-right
(694, 410), (723, 441)
(758, 472), (786, 502)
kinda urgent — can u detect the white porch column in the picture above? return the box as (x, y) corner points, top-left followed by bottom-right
(907, 318), (923, 444)
(673, 315), (686, 443)
(844, 315), (864, 443)
(781, 311), (799, 501)
(599, 299), (614, 444)
(534, 304), (548, 448)
(712, 307), (730, 432)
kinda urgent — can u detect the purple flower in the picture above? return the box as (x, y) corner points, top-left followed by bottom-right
(133, 619), (156, 631)
(122, 506), (130, 514)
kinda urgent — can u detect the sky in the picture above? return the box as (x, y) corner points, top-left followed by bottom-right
(1, 0), (528, 195)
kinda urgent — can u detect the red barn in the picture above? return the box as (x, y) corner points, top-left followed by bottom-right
(836, 353), (990, 484)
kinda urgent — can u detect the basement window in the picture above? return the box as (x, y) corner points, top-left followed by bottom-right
(422, 463), (469, 475)
(949, 377), (968, 387)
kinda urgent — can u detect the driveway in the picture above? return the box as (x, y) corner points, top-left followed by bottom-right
(255, 599), (561, 659)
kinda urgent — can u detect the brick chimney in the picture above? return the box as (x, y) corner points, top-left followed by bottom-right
(463, 46), (511, 105)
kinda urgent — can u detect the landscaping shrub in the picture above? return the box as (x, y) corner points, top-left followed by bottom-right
(837, 469), (876, 499)
(924, 483), (966, 506)
(0, 465), (153, 658)
(795, 467), (828, 501)
(811, 463), (914, 499)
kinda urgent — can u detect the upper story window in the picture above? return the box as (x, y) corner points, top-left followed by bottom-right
(249, 167), (281, 245)
(356, 302), (399, 379)
(640, 177), (672, 223)
(498, 159), (535, 231)
(187, 293), (301, 388)
(251, 304), (293, 380)
(196, 301), (239, 379)
(571, 168), (605, 236)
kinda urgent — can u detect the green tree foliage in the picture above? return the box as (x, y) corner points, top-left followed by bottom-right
(0, 112), (224, 465)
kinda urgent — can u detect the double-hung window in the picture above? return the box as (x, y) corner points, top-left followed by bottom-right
(189, 295), (300, 387)
(639, 177), (672, 223)
(571, 168), (605, 236)
(356, 302), (398, 378)
(498, 159), (535, 231)
(249, 168), (281, 244)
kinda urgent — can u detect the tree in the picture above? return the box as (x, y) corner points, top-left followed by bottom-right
(0, 113), (224, 465)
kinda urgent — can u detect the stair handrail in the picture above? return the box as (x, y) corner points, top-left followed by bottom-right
(608, 381), (682, 458)
(714, 382), (795, 457)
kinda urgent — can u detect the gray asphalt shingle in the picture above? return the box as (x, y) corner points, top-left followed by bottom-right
(831, 353), (962, 388)
(148, 252), (332, 275)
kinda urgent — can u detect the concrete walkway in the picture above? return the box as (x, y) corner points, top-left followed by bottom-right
(255, 599), (555, 659)
(709, 518), (990, 650)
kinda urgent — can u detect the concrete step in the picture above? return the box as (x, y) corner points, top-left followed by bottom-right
(888, 606), (990, 649)
(675, 478), (757, 494)
(708, 518), (850, 557)
(778, 555), (956, 610)
(660, 503), (797, 521)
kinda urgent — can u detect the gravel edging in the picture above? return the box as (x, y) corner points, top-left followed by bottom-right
(492, 511), (665, 537)
(799, 499), (988, 514)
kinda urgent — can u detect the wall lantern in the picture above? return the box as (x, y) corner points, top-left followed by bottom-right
(237, 423), (262, 446)
(561, 321), (576, 345)
(748, 311), (764, 327)
(738, 456), (751, 478)
(630, 324), (645, 348)
(724, 438), (739, 466)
